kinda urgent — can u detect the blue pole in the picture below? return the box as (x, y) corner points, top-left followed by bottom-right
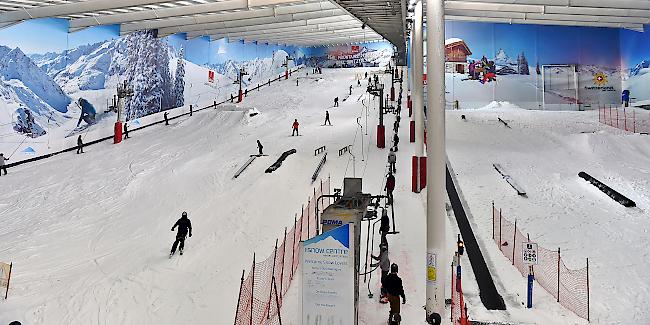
(527, 273), (534, 308)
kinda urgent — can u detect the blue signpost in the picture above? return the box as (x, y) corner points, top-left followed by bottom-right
(527, 273), (534, 308)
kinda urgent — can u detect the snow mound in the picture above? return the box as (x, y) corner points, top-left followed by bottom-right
(445, 38), (464, 46)
(476, 101), (523, 110)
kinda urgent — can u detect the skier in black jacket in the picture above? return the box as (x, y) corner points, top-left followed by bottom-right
(384, 263), (406, 321)
(170, 212), (192, 256)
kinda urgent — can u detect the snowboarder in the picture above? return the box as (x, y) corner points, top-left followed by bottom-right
(388, 149), (397, 174)
(349, 85), (353, 95)
(123, 122), (129, 139)
(164, 112), (169, 125)
(384, 263), (406, 323)
(385, 172), (395, 205)
(257, 140), (264, 155)
(371, 243), (390, 302)
(457, 234), (465, 256)
(334, 97), (339, 107)
(393, 133), (399, 151)
(292, 119), (300, 136)
(324, 111), (331, 126)
(0, 153), (8, 176)
(170, 211), (192, 256)
(76, 135), (84, 154)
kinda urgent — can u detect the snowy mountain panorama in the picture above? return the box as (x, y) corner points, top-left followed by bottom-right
(210, 49), (292, 87)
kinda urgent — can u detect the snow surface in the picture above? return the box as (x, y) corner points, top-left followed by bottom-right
(0, 68), (647, 325)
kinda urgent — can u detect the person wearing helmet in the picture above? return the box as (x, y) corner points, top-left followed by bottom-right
(170, 212), (192, 256)
(384, 263), (406, 320)
(371, 243), (390, 302)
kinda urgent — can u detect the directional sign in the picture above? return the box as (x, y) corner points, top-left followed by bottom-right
(522, 243), (539, 265)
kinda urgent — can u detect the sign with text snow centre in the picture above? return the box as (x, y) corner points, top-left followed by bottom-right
(301, 223), (355, 325)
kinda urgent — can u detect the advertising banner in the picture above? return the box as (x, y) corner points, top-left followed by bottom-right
(301, 223), (355, 325)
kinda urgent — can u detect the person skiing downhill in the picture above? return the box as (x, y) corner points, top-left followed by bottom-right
(0, 153), (8, 175)
(257, 140), (264, 155)
(384, 263), (406, 323)
(292, 119), (300, 136)
(324, 111), (331, 126)
(170, 211), (192, 256)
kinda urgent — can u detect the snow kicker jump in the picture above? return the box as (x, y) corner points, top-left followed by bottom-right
(265, 149), (297, 173)
(578, 172), (636, 207)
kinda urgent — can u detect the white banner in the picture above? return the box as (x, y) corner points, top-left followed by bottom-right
(301, 223), (355, 325)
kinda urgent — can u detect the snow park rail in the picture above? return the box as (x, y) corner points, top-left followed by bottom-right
(233, 178), (330, 325)
(4, 67), (303, 170)
(492, 203), (590, 321)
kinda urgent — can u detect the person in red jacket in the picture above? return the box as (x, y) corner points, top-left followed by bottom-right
(292, 119), (299, 136)
(385, 172), (396, 205)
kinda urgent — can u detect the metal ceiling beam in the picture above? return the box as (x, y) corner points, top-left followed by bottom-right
(191, 18), (359, 39)
(69, 0), (311, 31)
(203, 20), (363, 40)
(207, 23), (368, 40)
(444, 15), (645, 31)
(444, 9), (650, 25)
(212, 26), (365, 40)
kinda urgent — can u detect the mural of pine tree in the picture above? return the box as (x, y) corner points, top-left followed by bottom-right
(517, 52), (530, 75)
(123, 30), (172, 120)
(174, 48), (185, 108)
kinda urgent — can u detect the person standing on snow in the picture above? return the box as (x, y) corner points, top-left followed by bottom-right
(388, 149), (397, 174)
(257, 140), (264, 155)
(76, 135), (84, 154)
(170, 211), (192, 256)
(0, 153), (8, 175)
(292, 119), (300, 136)
(385, 172), (396, 205)
(349, 85), (353, 95)
(334, 97), (339, 107)
(123, 122), (129, 139)
(393, 133), (400, 151)
(384, 263), (406, 321)
(371, 243), (391, 302)
(324, 111), (332, 126)
(164, 112), (169, 125)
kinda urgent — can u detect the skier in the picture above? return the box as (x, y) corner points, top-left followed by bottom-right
(333, 97), (339, 107)
(457, 234), (465, 256)
(393, 133), (399, 151)
(324, 111), (332, 126)
(384, 263), (406, 323)
(257, 140), (264, 155)
(0, 153), (8, 176)
(370, 243), (390, 302)
(349, 85), (353, 95)
(385, 172), (395, 205)
(164, 112), (169, 125)
(76, 135), (84, 154)
(388, 149), (397, 174)
(292, 119), (300, 136)
(170, 211), (192, 256)
(123, 122), (129, 139)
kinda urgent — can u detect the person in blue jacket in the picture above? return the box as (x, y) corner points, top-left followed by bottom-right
(76, 98), (97, 127)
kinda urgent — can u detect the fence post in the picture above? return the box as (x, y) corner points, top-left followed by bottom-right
(586, 257), (590, 322)
(250, 254), (255, 325)
(616, 107), (619, 128)
(280, 227), (287, 298)
(303, 203), (308, 239)
(492, 201), (495, 240)
(234, 269), (245, 325)
(267, 239), (279, 319)
(624, 108), (628, 131)
(4, 262), (11, 300)
(557, 247), (561, 302)
(273, 276), (283, 325)
(499, 208), (502, 251)
(512, 219), (517, 265)
(291, 214), (298, 277)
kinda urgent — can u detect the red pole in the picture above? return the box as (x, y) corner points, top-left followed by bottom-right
(557, 247), (561, 302)
(280, 227), (287, 298)
(512, 219), (517, 265)
(586, 258), (590, 322)
(291, 215), (297, 278)
(250, 254), (255, 325)
(4, 262), (11, 300)
(234, 269), (245, 325)
(624, 108), (628, 131)
(273, 276), (283, 325)
(266, 239), (279, 319)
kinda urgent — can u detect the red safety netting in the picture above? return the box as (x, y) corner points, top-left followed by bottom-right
(233, 177), (330, 325)
(450, 258), (470, 325)
(599, 106), (650, 134)
(492, 204), (590, 321)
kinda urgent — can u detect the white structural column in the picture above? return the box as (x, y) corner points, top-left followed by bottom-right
(425, 0), (447, 321)
(413, 0), (424, 159)
(407, 35), (413, 93)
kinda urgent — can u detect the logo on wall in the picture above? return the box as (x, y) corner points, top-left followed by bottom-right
(593, 71), (608, 86)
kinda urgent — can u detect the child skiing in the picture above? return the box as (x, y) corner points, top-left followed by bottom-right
(170, 211), (192, 256)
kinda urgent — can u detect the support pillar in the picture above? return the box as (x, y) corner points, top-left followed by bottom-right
(425, 0), (447, 322)
(113, 122), (122, 144)
(411, 0), (424, 193)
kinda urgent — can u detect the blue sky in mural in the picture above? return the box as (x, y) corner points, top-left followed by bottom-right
(163, 33), (187, 54)
(186, 36), (210, 65)
(619, 24), (650, 69)
(0, 18), (68, 54)
(69, 25), (119, 48)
